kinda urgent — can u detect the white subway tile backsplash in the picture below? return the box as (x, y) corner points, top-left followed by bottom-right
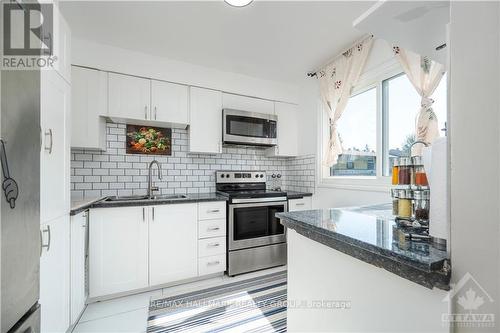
(71, 122), (315, 199)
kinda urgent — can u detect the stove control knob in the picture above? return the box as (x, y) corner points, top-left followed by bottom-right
(226, 174), (230, 178)
(220, 174), (224, 178)
(255, 174), (259, 178)
(260, 174), (264, 178)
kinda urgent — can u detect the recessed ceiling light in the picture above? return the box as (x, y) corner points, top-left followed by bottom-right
(224, 0), (253, 7)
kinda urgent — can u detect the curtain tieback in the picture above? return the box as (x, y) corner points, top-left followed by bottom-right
(421, 97), (434, 109)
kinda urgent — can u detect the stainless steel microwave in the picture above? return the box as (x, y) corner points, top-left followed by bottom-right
(222, 109), (277, 146)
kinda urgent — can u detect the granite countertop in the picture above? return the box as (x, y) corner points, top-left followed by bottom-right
(70, 193), (228, 215)
(277, 203), (451, 290)
(285, 191), (313, 199)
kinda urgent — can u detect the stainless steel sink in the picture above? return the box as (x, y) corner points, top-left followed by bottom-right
(103, 194), (187, 202)
(151, 195), (187, 200)
(104, 195), (150, 202)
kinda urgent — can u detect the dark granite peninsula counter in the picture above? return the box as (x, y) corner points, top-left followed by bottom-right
(278, 203), (452, 332)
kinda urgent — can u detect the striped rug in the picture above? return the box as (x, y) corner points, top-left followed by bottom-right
(147, 271), (287, 333)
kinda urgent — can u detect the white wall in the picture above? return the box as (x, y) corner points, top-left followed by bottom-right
(71, 38), (299, 104)
(449, 2), (500, 332)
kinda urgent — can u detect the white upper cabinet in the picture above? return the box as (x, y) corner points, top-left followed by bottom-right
(49, 3), (71, 83)
(71, 66), (107, 150)
(41, 70), (70, 223)
(222, 93), (275, 115)
(89, 207), (148, 298)
(108, 73), (151, 121)
(151, 80), (189, 127)
(267, 102), (299, 157)
(149, 204), (198, 286)
(189, 87), (223, 154)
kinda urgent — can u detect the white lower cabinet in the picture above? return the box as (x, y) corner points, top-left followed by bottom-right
(70, 211), (88, 325)
(288, 197), (313, 212)
(40, 215), (70, 333)
(89, 207), (148, 298)
(88, 201), (227, 298)
(149, 204), (198, 286)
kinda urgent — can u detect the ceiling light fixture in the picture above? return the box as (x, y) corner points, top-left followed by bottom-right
(224, 0), (253, 8)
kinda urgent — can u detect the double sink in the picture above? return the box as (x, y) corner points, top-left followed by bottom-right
(103, 194), (187, 203)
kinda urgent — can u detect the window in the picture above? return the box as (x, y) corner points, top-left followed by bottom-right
(331, 87), (377, 177)
(322, 67), (447, 188)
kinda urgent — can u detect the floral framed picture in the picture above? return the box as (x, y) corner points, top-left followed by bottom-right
(126, 125), (172, 155)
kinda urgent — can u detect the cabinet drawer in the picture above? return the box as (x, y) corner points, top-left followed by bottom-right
(198, 201), (226, 220)
(198, 254), (226, 276)
(288, 197), (312, 212)
(198, 237), (226, 258)
(198, 219), (226, 239)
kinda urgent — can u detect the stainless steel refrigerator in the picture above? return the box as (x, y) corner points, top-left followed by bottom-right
(1, 68), (41, 332)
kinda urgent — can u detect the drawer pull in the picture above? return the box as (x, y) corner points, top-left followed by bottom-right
(207, 242), (220, 247)
(207, 227), (220, 231)
(207, 209), (220, 213)
(295, 203), (305, 206)
(207, 261), (220, 266)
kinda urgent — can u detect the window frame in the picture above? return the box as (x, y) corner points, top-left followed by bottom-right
(317, 60), (403, 192)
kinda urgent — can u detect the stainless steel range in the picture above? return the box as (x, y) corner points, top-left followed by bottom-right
(216, 171), (287, 276)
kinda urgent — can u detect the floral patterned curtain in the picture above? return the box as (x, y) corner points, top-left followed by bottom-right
(393, 46), (446, 155)
(319, 35), (374, 166)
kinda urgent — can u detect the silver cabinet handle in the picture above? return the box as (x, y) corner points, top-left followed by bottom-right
(207, 227), (220, 231)
(208, 209), (220, 213)
(154, 106), (157, 120)
(295, 203), (305, 206)
(144, 106), (148, 119)
(44, 129), (53, 154)
(41, 225), (51, 253)
(207, 242), (220, 247)
(142, 207), (145, 222)
(152, 207), (155, 221)
(207, 261), (220, 266)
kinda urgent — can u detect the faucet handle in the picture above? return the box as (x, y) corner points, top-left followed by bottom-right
(150, 186), (159, 192)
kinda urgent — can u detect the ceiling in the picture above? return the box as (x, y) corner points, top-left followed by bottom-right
(60, 1), (374, 83)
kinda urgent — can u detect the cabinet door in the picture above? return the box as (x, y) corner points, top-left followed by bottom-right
(41, 70), (70, 223)
(222, 93), (274, 115)
(149, 204), (198, 286)
(71, 67), (107, 150)
(108, 73), (151, 121)
(189, 87), (222, 154)
(40, 215), (70, 333)
(70, 211), (87, 325)
(274, 102), (298, 156)
(89, 207), (148, 298)
(151, 80), (189, 126)
(52, 5), (71, 83)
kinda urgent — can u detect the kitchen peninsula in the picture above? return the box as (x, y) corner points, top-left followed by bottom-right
(277, 204), (451, 332)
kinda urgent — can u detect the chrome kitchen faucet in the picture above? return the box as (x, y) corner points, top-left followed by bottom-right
(148, 160), (163, 198)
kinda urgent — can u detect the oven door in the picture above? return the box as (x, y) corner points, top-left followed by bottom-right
(228, 200), (287, 251)
(223, 109), (277, 146)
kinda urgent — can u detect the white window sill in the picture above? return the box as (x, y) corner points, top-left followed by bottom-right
(318, 178), (391, 193)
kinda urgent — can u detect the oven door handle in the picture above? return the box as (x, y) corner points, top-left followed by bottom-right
(231, 197), (287, 204)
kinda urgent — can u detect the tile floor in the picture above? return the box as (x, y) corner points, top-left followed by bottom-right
(72, 266), (287, 332)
